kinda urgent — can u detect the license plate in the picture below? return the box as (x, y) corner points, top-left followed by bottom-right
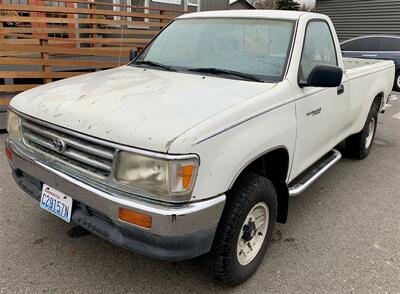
(40, 184), (73, 223)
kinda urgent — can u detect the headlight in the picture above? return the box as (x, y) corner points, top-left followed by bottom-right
(6, 110), (21, 141)
(114, 151), (199, 202)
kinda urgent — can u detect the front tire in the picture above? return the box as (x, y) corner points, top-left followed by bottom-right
(345, 102), (379, 159)
(212, 173), (277, 286)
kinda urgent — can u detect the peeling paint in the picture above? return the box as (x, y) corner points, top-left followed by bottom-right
(10, 65), (275, 152)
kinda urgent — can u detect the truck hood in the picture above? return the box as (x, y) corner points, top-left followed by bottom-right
(11, 66), (276, 152)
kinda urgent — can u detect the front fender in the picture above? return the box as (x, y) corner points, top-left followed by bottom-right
(170, 88), (297, 201)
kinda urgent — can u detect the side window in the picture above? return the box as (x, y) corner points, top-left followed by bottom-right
(341, 37), (379, 52)
(377, 37), (400, 51)
(299, 21), (337, 82)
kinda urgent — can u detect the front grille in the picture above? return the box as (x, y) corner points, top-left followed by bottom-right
(21, 118), (116, 180)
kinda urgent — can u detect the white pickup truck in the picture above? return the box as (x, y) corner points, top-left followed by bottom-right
(5, 10), (395, 286)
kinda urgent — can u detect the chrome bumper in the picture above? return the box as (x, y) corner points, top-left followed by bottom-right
(6, 139), (226, 260)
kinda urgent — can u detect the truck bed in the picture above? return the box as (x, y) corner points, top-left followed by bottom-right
(344, 57), (393, 71)
(343, 58), (394, 96)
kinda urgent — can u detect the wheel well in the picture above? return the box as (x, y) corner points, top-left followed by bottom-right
(232, 148), (290, 224)
(395, 69), (400, 81)
(396, 69), (400, 87)
(373, 92), (385, 110)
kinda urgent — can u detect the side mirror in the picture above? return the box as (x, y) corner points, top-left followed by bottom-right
(301, 64), (343, 88)
(129, 48), (138, 62)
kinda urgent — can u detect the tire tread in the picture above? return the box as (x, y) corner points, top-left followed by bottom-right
(345, 101), (379, 159)
(212, 172), (277, 286)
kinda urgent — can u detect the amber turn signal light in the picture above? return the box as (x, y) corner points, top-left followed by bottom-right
(5, 145), (12, 161)
(118, 208), (152, 228)
(181, 165), (194, 189)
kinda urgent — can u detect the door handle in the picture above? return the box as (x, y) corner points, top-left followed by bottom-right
(337, 84), (345, 95)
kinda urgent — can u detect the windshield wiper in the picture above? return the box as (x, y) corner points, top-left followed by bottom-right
(135, 60), (177, 72)
(188, 67), (264, 82)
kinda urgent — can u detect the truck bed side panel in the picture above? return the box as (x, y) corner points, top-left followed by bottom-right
(341, 58), (394, 140)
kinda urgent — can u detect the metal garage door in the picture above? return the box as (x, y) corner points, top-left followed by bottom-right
(317, 0), (400, 41)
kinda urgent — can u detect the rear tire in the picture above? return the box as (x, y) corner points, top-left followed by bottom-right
(394, 71), (400, 92)
(345, 102), (379, 159)
(212, 172), (277, 287)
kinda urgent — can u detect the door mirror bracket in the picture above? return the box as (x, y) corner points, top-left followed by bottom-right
(129, 48), (138, 62)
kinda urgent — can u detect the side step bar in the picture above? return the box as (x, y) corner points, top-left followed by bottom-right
(288, 149), (342, 197)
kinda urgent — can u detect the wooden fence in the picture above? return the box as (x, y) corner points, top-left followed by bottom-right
(0, 0), (185, 108)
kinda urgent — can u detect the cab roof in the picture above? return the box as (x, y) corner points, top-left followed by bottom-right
(177, 10), (315, 21)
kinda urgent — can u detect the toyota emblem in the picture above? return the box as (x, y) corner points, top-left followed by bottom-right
(52, 138), (66, 153)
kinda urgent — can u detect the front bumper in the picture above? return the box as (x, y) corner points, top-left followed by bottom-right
(6, 139), (226, 261)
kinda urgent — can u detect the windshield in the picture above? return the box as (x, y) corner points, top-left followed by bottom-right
(133, 18), (296, 82)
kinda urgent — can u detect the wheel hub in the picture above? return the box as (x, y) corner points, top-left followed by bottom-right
(397, 74), (400, 88)
(365, 117), (376, 149)
(236, 202), (269, 266)
(242, 220), (256, 242)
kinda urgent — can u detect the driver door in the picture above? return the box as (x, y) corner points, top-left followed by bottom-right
(291, 20), (348, 180)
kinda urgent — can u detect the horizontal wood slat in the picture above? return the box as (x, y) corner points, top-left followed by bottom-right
(0, 27), (159, 36)
(1, 39), (40, 45)
(0, 16), (168, 28)
(1, 37), (150, 44)
(0, 4), (176, 20)
(39, 0), (187, 14)
(0, 85), (40, 92)
(0, 57), (119, 68)
(0, 43), (131, 57)
(0, 98), (12, 106)
(1, 71), (88, 78)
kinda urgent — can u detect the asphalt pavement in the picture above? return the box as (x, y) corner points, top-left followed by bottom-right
(1, 93), (400, 293)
